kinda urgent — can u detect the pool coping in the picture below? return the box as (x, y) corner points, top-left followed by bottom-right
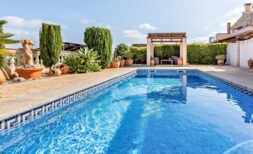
(0, 68), (252, 132)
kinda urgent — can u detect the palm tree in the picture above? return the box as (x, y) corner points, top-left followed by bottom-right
(0, 20), (19, 49)
(0, 20), (19, 67)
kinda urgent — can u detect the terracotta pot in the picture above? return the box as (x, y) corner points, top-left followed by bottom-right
(111, 61), (120, 68)
(120, 59), (125, 67)
(48, 69), (62, 76)
(16, 68), (43, 79)
(248, 59), (253, 69)
(0, 68), (7, 85)
(217, 59), (225, 66)
(150, 59), (155, 66)
(59, 64), (70, 74)
(177, 58), (183, 66)
(125, 59), (133, 66)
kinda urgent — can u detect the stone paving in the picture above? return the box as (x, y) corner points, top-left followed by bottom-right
(0, 65), (252, 120)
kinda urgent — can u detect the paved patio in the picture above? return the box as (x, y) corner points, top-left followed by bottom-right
(0, 65), (252, 120)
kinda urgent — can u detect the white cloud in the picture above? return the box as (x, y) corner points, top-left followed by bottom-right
(123, 30), (146, 42)
(226, 7), (243, 17)
(81, 18), (95, 24)
(198, 6), (244, 43)
(139, 23), (156, 30)
(2, 16), (67, 47)
(223, 7), (243, 25)
(98, 23), (112, 29)
(191, 32), (218, 43)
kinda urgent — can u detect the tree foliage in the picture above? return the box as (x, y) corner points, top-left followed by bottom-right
(84, 27), (112, 68)
(0, 20), (19, 67)
(0, 20), (19, 49)
(40, 23), (62, 68)
(114, 43), (128, 58)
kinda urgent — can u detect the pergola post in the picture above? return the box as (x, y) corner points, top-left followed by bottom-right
(180, 37), (187, 66)
(147, 38), (151, 66)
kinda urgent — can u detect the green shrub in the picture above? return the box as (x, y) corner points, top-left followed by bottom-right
(63, 53), (83, 73)
(64, 47), (101, 73)
(40, 23), (62, 68)
(84, 27), (112, 69)
(114, 43), (128, 58)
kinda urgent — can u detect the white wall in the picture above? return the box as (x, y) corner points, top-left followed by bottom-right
(227, 39), (253, 68)
(239, 39), (253, 68)
(226, 43), (238, 66)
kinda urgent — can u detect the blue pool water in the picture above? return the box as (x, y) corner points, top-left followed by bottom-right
(1, 70), (253, 154)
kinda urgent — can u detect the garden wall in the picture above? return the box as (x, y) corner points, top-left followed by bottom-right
(227, 39), (253, 68)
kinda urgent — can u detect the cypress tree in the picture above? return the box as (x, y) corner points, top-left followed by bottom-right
(40, 23), (62, 68)
(84, 27), (112, 68)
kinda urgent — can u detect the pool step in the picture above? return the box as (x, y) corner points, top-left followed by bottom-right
(177, 70), (187, 75)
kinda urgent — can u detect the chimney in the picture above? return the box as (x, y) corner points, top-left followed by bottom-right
(244, 3), (252, 12)
(227, 22), (232, 34)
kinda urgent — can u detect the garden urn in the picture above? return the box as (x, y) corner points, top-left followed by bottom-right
(120, 59), (125, 67)
(125, 59), (133, 66)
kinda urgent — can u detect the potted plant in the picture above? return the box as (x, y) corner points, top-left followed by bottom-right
(111, 56), (121, 68)
(125, 50), (133, 66)
(215, 54), (225, 66)
(114, 43), (128, 67)
(248, 58), (253, 69)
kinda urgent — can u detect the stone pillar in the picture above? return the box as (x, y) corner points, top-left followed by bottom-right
(147, 38), (151, 66)
(180, 38), (187, 66)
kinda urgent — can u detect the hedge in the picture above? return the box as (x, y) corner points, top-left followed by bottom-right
(128, 43), (228, 65)
(154, 44), (180, 60)
(188, 43), (227, 64)
(84, 27), (112, 69)
(40, 23), (62, 68)
(129, 46), (146, 64)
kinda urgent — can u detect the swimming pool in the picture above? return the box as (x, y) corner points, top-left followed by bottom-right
(1, 70), (253, 154)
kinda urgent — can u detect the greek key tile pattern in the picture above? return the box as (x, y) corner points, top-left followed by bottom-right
(0, 71), (137, 132)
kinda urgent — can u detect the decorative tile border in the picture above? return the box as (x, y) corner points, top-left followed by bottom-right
(0, 71), (137, 132)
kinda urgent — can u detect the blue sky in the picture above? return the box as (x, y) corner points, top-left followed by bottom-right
(0, 0), (249, 48)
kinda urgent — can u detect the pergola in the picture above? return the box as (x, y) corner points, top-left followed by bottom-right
(147, 33), (187, 66)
